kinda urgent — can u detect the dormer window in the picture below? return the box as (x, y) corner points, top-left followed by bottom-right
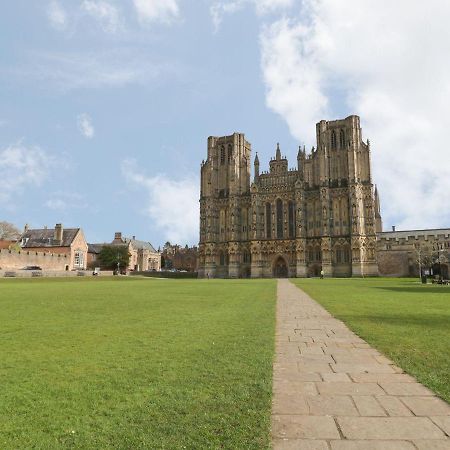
(20, 237), (29, 247)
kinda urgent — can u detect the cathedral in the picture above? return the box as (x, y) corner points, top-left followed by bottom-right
(198, 115), (382, 278)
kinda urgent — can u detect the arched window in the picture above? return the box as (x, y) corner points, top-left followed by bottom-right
(339, 129), (345, 148)
(288, 201), (295, 238)
(336, 248), (342, 263)
(266, 202), (272, 239)
(331, 130), (337, 149)
(220, 146), (225, 164)
(227, 144), (233, 163)
(276, 199), (283, 239)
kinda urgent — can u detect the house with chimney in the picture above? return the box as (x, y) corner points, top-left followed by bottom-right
(19, 224), (88, 270)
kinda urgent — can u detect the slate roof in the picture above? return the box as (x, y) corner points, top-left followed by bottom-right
(123, 237), (157, 253)
(87, 243), (107, 254)
(20, 228), (80, 248)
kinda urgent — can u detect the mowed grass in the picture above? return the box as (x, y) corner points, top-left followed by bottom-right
(0, 277), (276, 449)
(292, 277), (450, 402)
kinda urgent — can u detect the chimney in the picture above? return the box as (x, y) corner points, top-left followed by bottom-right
(114, 232), (122, 242)
(24, 223), (29, 233)
(54, 223), (63, 243)
(392, 225), (396, 232)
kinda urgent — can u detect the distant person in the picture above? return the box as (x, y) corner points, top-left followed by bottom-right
(207, 272), (210, 279)
(320, 269), (324, 279)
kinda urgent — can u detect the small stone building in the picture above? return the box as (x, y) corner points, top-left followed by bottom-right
(17, 223), (88, 270)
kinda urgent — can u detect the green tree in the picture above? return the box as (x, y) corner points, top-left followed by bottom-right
(98, 245), (130, 271)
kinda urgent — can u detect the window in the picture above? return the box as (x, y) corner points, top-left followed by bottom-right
(219, 251), (225, 265)
(74, 251), (84, 268)
(276, 199), (283, 239)
(343, 248), (350, 262)
(336, 248), (342, 263)
(339, 129), (345, 148)
(266, 202), (272, 238)
(220, 146), (225, 164)
(227, 144), (233, 163)
(243, 251), (251, 263)
(288, 201), (295, 238)
(331, 130), (337, 149)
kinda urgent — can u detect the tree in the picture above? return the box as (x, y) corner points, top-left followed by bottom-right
(0, 221), (21, 240)
(98, 245), (130, 271)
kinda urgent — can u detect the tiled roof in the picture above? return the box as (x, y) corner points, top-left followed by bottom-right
(124, 237), (157, 253)
(20, 228), (80, 248)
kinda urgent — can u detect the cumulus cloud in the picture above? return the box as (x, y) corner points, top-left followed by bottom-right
(133, 0), (180, 24)
(47, 0), (67, 30)
(122, 159), (199, 244)
(81, 0), (121, 33)
(77, 113), (95, 139)
(0, 142), (53, 205)
(259, 0), (450, 229)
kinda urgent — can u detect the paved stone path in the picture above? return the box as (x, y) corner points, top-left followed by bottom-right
(272, 279), (450, 450)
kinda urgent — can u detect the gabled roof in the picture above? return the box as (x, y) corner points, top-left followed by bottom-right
(20, 228), (80, 248)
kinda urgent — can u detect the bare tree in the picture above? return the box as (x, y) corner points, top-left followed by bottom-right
(0, 221), (21, 240)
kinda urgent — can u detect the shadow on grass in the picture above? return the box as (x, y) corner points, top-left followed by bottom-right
(374, 286), (450, 294)
(346, 314), (450, 328)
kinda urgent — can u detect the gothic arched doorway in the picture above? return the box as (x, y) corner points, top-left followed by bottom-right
(273, 256), (288, 278)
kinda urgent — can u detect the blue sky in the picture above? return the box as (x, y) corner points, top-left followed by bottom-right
(1, 1), (450, 247)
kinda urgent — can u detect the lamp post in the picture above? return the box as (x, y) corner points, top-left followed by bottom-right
(116, 252), (120, 275)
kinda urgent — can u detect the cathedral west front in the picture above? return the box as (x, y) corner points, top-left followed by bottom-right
(198, 115), (382, 278)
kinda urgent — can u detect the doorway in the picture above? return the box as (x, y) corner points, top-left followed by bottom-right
(273, 256), (288, 278)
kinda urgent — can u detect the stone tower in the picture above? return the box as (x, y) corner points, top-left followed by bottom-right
(198, 116), (380, 278)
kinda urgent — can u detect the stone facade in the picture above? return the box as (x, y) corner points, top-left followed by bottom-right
(162, 243), (198, 272)
(198, 115), (381, 278)
(377, 228), (450, 278)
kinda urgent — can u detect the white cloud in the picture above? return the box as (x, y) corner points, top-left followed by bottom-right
(77, 113), (95, 139)
(0, 142), (53, 205)
(259, 0), (450, 229)
(81, 0), (121, 33)
(210, 0), (294, 31)
(14, 50), (173, 91)
(122, 159), (199, 244)
(133, 0), (180, 24)
(45, 192), (87, 211)
(47, 0), (67, 30)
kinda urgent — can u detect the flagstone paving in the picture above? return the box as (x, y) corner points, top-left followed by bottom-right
(272, 279), (450, 450)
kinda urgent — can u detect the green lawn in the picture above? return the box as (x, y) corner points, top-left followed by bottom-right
(0, 277), (276, 449)
(292, 277), (450, 402)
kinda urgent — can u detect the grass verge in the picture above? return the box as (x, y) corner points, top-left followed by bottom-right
(0, 277), (276, 449)
(292, 277), (450, 402)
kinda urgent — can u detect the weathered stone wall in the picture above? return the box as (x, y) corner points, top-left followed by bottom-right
(0, 248), (69, 270)
(377, 251), (410, 277)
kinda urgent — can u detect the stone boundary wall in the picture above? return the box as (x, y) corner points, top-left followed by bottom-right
(0, 248), (69, 270)
(0, 269), (114, 278)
